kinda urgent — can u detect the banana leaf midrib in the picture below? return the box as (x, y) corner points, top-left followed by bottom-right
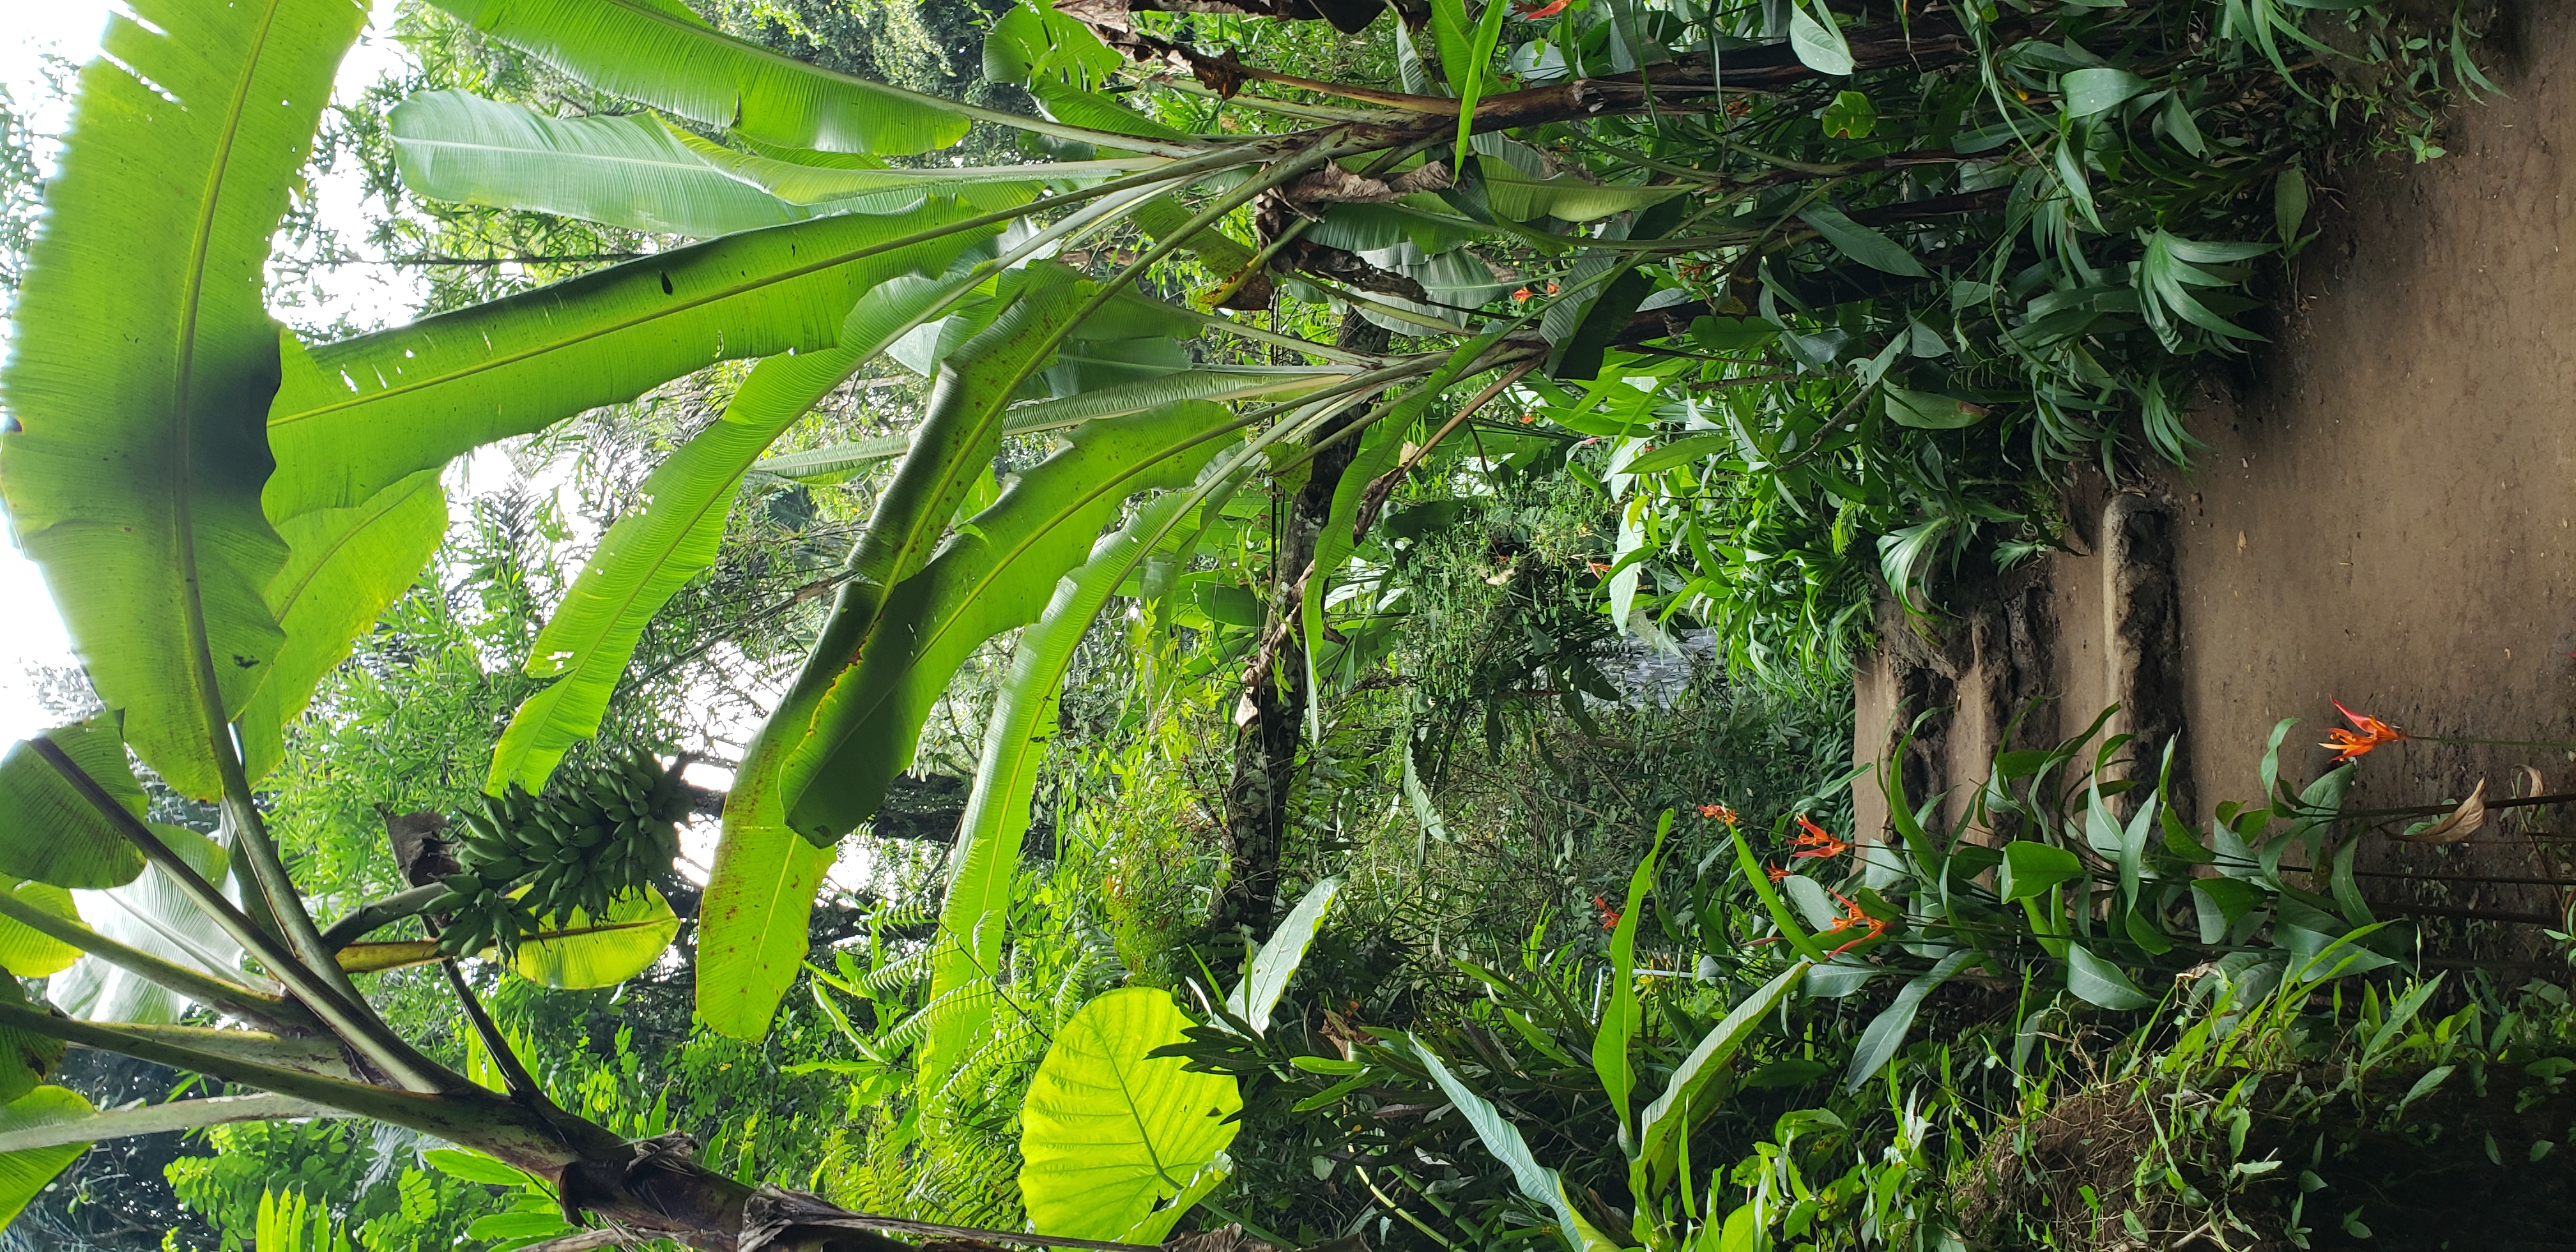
(174, 0), (298, 758)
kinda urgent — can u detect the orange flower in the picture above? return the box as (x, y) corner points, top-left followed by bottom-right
(1593, 894), (1620, 930)
(1518, 413), (1538, 424)
(1699, 802), (1740, 825)
(1789, 814), (1851, 860)
(1519, 0), (1568, 15)
(1765, 864), (1790, 883)
(1512, 287), (1533, 302)
(1819, 890), (1888, 957)
(2321, 699), (2408, 762)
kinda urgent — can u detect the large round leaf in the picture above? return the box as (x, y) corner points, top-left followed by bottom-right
(1020, 988), (1241, 1241)
(0, 1087), (96, 1226)
(510, 886), (680, 989)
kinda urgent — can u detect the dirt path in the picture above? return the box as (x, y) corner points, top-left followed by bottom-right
(2174, 2), (2575, 805)
(1853, 3), (2576, 943)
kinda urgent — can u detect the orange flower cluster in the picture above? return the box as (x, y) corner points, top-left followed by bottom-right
(1819, 890), (1887, 957)
(1790, 814), (1851, 860)
(2322, 699), (2408, 762)
(1698, 802), (1738, 824)
(1593, 894), (1620, 931)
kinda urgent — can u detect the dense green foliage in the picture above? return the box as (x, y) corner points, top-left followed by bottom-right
(0, 0), (2542, 1250)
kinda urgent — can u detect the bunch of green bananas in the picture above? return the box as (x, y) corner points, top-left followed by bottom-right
(429, 752), (686, 956)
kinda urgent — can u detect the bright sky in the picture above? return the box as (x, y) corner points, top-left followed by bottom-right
(2, 0), (415, 744)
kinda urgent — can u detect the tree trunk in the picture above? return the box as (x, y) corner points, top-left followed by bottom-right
(1215, 312), (1392, 938)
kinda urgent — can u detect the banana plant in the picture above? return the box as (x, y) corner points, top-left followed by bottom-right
(0, 0), (2477, 1242)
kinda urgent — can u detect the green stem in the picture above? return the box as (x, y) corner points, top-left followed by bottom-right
(319, 882), (450, 950)
(0, 1000), (565, 1163)
(0, 890), (309, 1032)
(27, 740), (456, 1094)
(1731, 826), (1832, 964)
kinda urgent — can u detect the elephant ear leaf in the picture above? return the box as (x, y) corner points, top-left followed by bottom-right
(1019, 989), (1241, 1242)
(0, 0), (368, 798)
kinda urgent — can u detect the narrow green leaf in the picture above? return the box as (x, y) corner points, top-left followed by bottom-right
(2066, 943), (2157, 1011)
(1787, 2), (1855, 76)
(1997, 842), (2083, 904)
(2061, 67), (2152, 118)
(1020, 989), (1241, 1240)
(1413, 1040), (1623, 1252)
(1883, 384), (1987, 430)
(1225, 878), (1343, 1035)
(1798, 206), (1928, 277)
(1636, 962), (1805, 1170)
(0, 0), (367, 797)
(1481, 156), (1684, 223)
(1452, 0), (1513, 176)
(671, 126), (1082, 210)
(424, 0), (972, 154)
(265, 202), (988, 519)
(1592, 818), (1665, 1127)
(1842, 950), (1974, 1091)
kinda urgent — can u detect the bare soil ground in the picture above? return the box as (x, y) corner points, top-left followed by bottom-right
(2159, 0), (2576, 941)
(1853, 2), (2576, 957)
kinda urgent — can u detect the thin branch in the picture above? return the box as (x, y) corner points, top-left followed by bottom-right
(1352, 358), (1540, 540)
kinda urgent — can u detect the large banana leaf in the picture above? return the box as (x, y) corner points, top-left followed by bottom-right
(699, 402), (1225, 1042)
(424, 0), (971, 155)
(508, 886), (680, 989)
(923, 494), (1195, 1078)
(782, 401), (1229, 838)
(0, 0), (368, 797)
(236, 470), (447, 783)
(698, 275), (1087, 1040)
(0, 1087), (96, 1226)
(0, 880), (88, 979)
(0, 717), (149, 889)
(263, 202), (988, 520)
(389, 90), (822, 237)
(1018, 988), (1241, 1242)
(488, 276), (968, 794)
(52, 827), (241, 1027)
